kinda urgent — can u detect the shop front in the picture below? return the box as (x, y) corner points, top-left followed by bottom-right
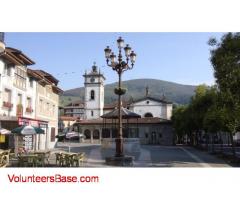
(0, 116), (49, 152)
(17, 117), (49, 152)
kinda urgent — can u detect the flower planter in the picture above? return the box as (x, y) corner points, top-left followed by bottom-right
(114, 87), (127, 95)
(3, 101), (13, 109)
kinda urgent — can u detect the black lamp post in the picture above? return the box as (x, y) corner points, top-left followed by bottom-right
(104, 37), (136, 158)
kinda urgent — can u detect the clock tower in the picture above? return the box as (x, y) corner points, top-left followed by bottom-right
(83, 62), (105, 119)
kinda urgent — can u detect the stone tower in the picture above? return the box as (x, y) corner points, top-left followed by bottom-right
(83, 63), (105, 119)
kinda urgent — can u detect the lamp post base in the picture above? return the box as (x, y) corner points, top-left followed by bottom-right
(105, 156), (133, 166)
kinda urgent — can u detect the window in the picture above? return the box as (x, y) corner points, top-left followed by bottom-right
(27, 97), (31, 107)
(4, 64), (12, 76)
(90, 90), (95, 100)
(91, 110), (94, 117)
(14, 66), (27, 89)
(52, 105), (55, 115)
(3, 89), (11, 103)
(47, 102), (50, 112)
(29, 78), (34, 87)
(84, 129), (91, 139)
(50, 127), (56, 142)
(39, 99), (43, 112)
(93, 130), (100, 139)
(17, 94), (22, 105)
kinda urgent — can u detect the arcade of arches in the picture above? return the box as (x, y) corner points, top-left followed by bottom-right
(82, 127), (139, 143)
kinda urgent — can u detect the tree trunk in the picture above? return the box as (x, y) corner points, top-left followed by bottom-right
(211, 134), (214, 153)
(230, 132), (236, 157)
(206, 134), (209, 151)
(219, 132), (223, 153)
(227, 134), (230, 146)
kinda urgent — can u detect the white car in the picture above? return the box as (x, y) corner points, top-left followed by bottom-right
(65, 131), (85, 139)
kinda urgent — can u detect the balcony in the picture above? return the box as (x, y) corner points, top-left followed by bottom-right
(3, 101), (13, 110)
(16, 104), (23, 117)
(26, 107), (33, 113)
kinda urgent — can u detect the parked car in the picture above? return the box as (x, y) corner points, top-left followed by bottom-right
(65, 131), (85, 141)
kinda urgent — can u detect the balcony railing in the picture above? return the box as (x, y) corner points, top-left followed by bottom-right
(26, 107), (33, 113)
(3, 101), (13, 109)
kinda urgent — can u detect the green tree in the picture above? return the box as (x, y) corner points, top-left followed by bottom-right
(209, 32), (240, 156)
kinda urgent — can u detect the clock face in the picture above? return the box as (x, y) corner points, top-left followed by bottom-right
(90, 77), (95, 83)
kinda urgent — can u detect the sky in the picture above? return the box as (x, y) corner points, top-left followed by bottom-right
(4, 32), (225, 90)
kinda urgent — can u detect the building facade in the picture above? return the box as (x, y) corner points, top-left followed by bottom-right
(0, 37), (62, 151)
(29, 70), (62, 150)
(63, 100), (85, 118)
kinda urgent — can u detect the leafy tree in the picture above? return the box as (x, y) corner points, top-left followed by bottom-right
(209, 32), (240, 156)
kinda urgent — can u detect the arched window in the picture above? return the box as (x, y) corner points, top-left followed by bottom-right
(90, 90), (95, 100)
(93, 129), (100, 139)
(84, 129), (91, 139)
(144, 112), (153, 117)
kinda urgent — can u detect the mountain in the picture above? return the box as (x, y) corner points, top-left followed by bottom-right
(60, 79), (196, 106)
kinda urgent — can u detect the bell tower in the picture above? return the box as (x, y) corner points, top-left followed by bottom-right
(83, 62), (105, 119)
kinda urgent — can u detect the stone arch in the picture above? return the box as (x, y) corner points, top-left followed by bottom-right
(84, 129), (91, 139)
(144, 112), (153, 117)
(93, 129), (100, 139)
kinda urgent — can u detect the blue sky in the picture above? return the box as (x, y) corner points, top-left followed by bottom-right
(5, 32), (224, 90)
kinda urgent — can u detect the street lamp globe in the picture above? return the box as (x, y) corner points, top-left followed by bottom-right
(110, 53), (116, 66)
(104, 46), (111, 58)
(117, 37), (124, 48)
(124, 44), (131, 57)
(130, 51), (136, 63)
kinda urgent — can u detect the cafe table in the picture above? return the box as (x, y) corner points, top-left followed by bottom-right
(18, 154), (38, 167)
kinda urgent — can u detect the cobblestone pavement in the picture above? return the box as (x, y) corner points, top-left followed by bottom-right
(52, 142), (231, 167)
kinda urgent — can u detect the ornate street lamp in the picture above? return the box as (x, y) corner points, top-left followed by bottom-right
(104, 37), (136, 161)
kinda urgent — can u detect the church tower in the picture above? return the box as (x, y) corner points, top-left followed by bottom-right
(83, 62), (105, 119)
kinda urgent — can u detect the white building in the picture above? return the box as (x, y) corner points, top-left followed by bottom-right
(0, 47), (36, 120)
(129, 96), (173, 120)
(0, 36), (62, 151)
(83, 63), (105, 119)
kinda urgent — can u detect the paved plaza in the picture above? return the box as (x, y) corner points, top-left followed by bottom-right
(52, 142), (231, 167)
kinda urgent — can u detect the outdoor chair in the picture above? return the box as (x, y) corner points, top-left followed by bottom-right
(34, 151), (51, 167)
(35, 153), (45, 167)
(44, 151), (51, 166)
(18, 154), (38, 167)
(72, 153), (85, 167)
(0, 150), (10, 167)
(55, 153), (63, 166)
(63, 154), (73, 167)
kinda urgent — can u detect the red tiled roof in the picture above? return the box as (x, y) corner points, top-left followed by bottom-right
(75, 117), (171, 125)
(60, 116), (78, 121)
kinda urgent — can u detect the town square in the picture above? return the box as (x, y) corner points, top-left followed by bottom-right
(0, 32), (240, 168)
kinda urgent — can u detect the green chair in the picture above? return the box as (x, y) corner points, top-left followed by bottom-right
(72, 153), (85, 167)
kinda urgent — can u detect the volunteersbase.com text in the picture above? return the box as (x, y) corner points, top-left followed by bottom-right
(7, 174), (99, 183)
